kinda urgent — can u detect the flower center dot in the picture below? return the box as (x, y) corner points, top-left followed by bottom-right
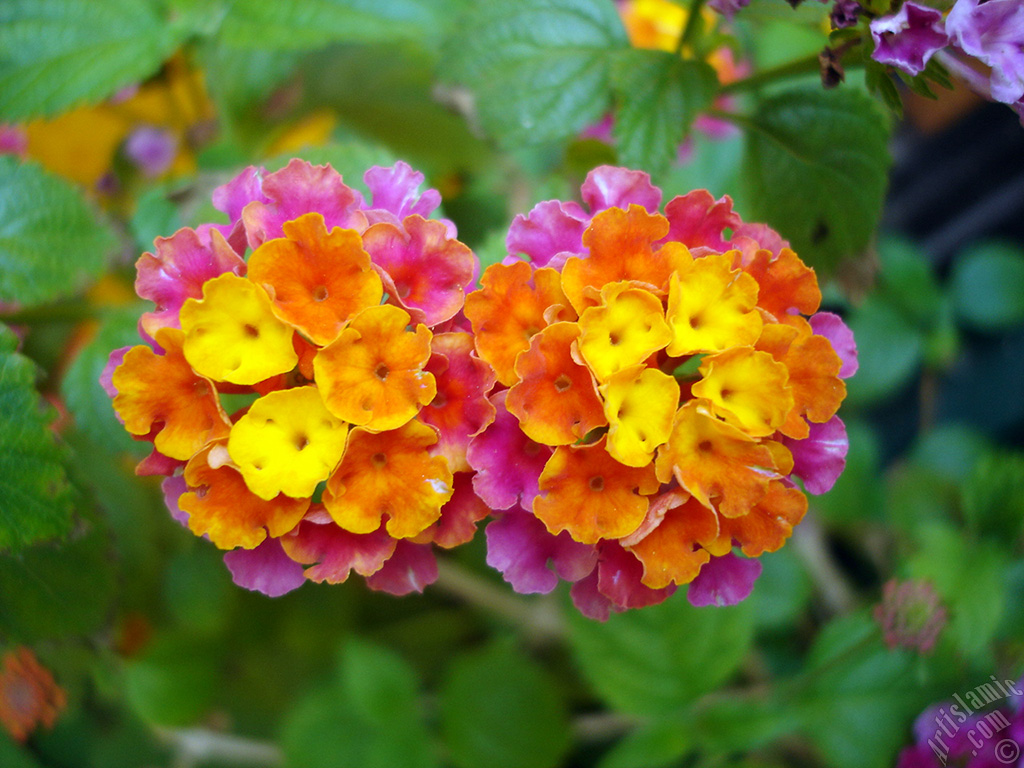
(371, 452), (387, 469)
(554, 374), (572, 392)
(375, 363), (389, 381)
(244, 324), (260, 338)
(589, 476), (604, 492)
(313, 285), (329, 302)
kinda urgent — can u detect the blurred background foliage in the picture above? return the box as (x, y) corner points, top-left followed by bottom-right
(0, 0), (1023, 766)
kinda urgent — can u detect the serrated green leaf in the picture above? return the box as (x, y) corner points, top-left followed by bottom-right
(440, 641), (569, 768)
(0, 158), (117, 308)
(0, 0), (189, 121)
(611, 50), (717, 178)
(949, 242), (1024, 331)
(218, 0), (460, 51)
(0, 522), (115, 640)
(0, 323), (74, 551)
(742, 87), (890, 272)
(568, 595), (754, 715)
(441, 0), (628, 147)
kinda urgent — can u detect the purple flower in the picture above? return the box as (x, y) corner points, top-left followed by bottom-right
(687, 551), (762, 607)
(124, 126), (178, 177)
(947, 0), (1024, 106)
(707, 0), (749, 19)
(870, 2), (949, 77)
(830, 0), (861, 29)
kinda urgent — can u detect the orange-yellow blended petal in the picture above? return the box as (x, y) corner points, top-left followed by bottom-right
(742, 248), (820, 323)
(577, 282), (673, 381)
(627, 495), (720, 589)
(323, 421), (453, 538)
(227, 387), (349, 501)
(314, 304), (436, 432)
(665, 251), (762, 356)
(756, 321), (845, 438)
(717, 480), (807, 558)
(464, 261), (571, 386)
(179, 444), (310, 549)
(112, 327), (230, 460)
(655, 399), (781, 518)
(506, 322), (607, 446)
(692, 347), (794, 437)
(563, 205), (678, 313)
(600, 364), (678, 467)
(534, 437), (659, 544)
(180, 273), (298, 385)
(247, 212), (383, 346)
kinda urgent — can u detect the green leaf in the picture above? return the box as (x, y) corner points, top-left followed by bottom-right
(843, 296), (923, 407)
(123, 634), (222, 726)
(611, 50), (717, 178)
(0, 522), (115, 641)
(61, 305), (149, 458)
(0, 0), (189, 120)
(949, 241), (1024, 331)
(750, 547), (813, 630)
(961, 452), (1024, 543)
(442, 0), (628, 147)
(282, 639), (437, 768)
(0, 158), (117, 308)
(0, 323), (74, 551)
(798, 612), (925, 768)
(741, 87), (890, 272)
(439, 641), (569, 768)
(598, 714), (692, 768)
(568, 595), (754, 715)
(218, 0), (461, 51)
(876, 237), (944, 329)
(909, 524), (1006, 661)
(809, 418), (885, 525)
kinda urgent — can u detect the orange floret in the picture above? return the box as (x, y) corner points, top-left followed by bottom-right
(506, 322), (607, 446)
(112, 327), (230, 461)
(247, 212), (383, 346)
(562, 205), (681, 313)
(655, 399), (783, 518)
(742, 247), (820, 323)
(322, 421), (454, 538)
(314, 304), (436, 432)
(627, 495), (720, 589)
(534, 437), (659, 544)
(464, 261), (571, 386)
(179, 444), (310, 549)
(716, 480), (807, 557)
(756, 321), (845, 439)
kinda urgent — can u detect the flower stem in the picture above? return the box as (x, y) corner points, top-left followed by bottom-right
(676, 0), (708, 58)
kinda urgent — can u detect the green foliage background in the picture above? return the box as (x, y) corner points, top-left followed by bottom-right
(1, 1), (1023, 767)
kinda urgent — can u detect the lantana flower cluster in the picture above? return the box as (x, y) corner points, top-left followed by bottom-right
(106, 160), (856, 619)
(105, 160), (490, 597)
(465, 167), (856, 619)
